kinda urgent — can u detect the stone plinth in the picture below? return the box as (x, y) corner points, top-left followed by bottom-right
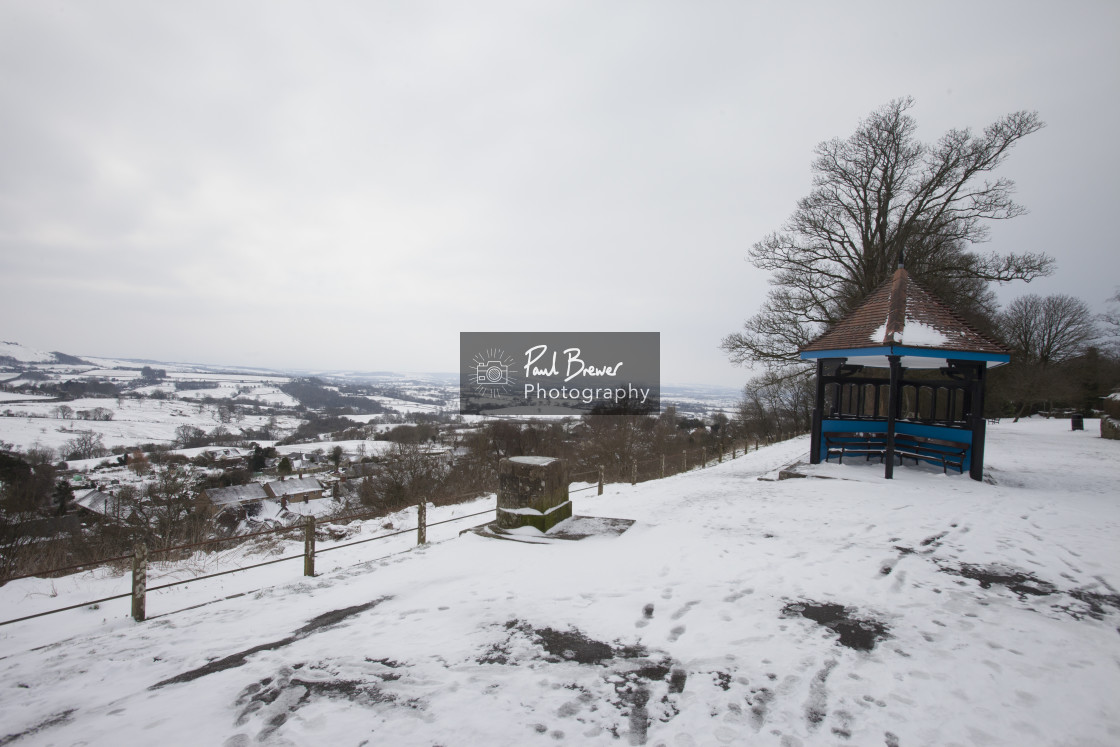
(496, 456), (571, 532)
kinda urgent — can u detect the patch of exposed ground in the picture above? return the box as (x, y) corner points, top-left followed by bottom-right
(478, 619), (686, 744)
(937, 562), (1120, 621)
(781, 601), (890, 652)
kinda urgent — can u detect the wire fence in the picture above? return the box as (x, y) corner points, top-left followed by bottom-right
(0, 435), (801, 627)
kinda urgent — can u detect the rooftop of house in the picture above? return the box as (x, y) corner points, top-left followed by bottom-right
(73, 488), (133, 518)
(200, 482), (269, 506)
(264, 476), (324, 497)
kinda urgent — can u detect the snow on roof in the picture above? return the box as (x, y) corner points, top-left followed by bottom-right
(870, 318), (948, 347)
(802, 267), (1007, 355)
(73, 489), (132, 518)
(202, 483), (268, 506)
(509, 456), (557, 466)
(265, 476), (324, 497)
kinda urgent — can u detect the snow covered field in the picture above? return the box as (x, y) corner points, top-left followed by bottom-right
(0, 397), (293, 453)
(0, 419), (1118, 745)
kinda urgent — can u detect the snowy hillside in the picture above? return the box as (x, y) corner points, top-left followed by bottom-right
(0, 340), (82, 365)
(1, 419), (1118, 746)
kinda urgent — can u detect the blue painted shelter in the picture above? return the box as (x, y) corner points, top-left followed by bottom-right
(799, 263), (1010, 480)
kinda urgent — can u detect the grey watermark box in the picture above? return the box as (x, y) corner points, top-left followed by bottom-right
(460, 332), (660, 416)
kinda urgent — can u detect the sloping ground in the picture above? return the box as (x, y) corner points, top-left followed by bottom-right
(1, 420), (1118, 746)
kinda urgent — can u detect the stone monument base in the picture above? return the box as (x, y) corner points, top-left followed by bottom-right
(497, 455), (570, 532)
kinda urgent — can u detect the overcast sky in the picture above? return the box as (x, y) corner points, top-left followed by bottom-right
(2, 1), (1117, 386)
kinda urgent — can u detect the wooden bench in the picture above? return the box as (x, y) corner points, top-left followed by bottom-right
(824, 432), (887, 464)
(825, 431), (967, 474)
(892, 434), (967, 474)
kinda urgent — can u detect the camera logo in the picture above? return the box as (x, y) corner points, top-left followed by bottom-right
(471, 348), (517, 397)
(477, 360), (509, 385)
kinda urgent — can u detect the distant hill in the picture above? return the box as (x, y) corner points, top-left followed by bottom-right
(0, 341), (89, 366)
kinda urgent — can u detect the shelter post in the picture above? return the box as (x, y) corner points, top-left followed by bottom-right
(884, 355), (902, 479)
(809, 359), (824, 464)
(969, 363), (988, 481)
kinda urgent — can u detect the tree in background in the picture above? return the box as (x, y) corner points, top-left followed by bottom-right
(1101, 289), (1120, 355)
(329, 445), (344, 470)
(993, 293), (1098, 419)
(53, 479), (74, 516)
(369, 442), (443, 511)
(174, 425), (207, 449)
(723, 98), (1052, 372)
(248, 444), (276, 472)
(733, 370), (815, 442)
(129, 449), (151, 476)
(277, 456), (293, 480)
(63, 432), (107, 461)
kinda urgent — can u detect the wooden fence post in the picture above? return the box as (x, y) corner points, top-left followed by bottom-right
(660, 454), (665, 479)
(131, 541), (147, 622)
(417, 501), (427, 545)
(718, 443), (723, 463)
(304, 515), (316, 577)
(682, 450), (688, 471)
(631, 460), (637, 485)
(702, 447), (707, 468)
(598, 467), (604, 496)
(732, 444), (737, 459)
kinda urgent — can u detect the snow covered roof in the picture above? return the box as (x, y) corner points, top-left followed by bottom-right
(73, 489), (133, 518)
(264, 476), (324, 498)
(800, 266), (1009, 366)
(509, 456), (557, 466)
(201, 483), (268, 506)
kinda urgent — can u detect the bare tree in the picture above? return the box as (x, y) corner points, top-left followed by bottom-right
(723, 98), (1052, 370)
(63, 432), (108, 460)
(135, 467), (200, 543)
(1101, 289), (1120, 355)
(370, 442), (444, 511)
(996, 293), (1098, 419)
(999, 294), (1096, 366)
(734, 370), (815, 442)
(175, 425), (207, 449)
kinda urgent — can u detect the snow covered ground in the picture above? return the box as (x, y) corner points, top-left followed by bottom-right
(1, 419), (1118, 746)
(0, 392), (54, 403)
(0, 397), (296, 453)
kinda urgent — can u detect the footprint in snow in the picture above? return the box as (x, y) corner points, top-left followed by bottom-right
(723, 588), (754, 603)
(635, 603), (655, 628)
(671, 601), (700, 620)
(668, 625), (686, 642)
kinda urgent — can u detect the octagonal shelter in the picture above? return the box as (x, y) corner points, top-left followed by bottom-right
(799, 261), (1010, 481)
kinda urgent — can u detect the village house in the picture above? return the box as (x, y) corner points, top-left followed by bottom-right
(72, 488), (137, 524)
(195, 482), (268, 519)
(263, 475), (324, 506)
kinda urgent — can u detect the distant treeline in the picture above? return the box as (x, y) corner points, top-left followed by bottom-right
(280, 378), (388, 414)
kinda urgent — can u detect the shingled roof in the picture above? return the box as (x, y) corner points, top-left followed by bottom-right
(800, 266), (1009, 356)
